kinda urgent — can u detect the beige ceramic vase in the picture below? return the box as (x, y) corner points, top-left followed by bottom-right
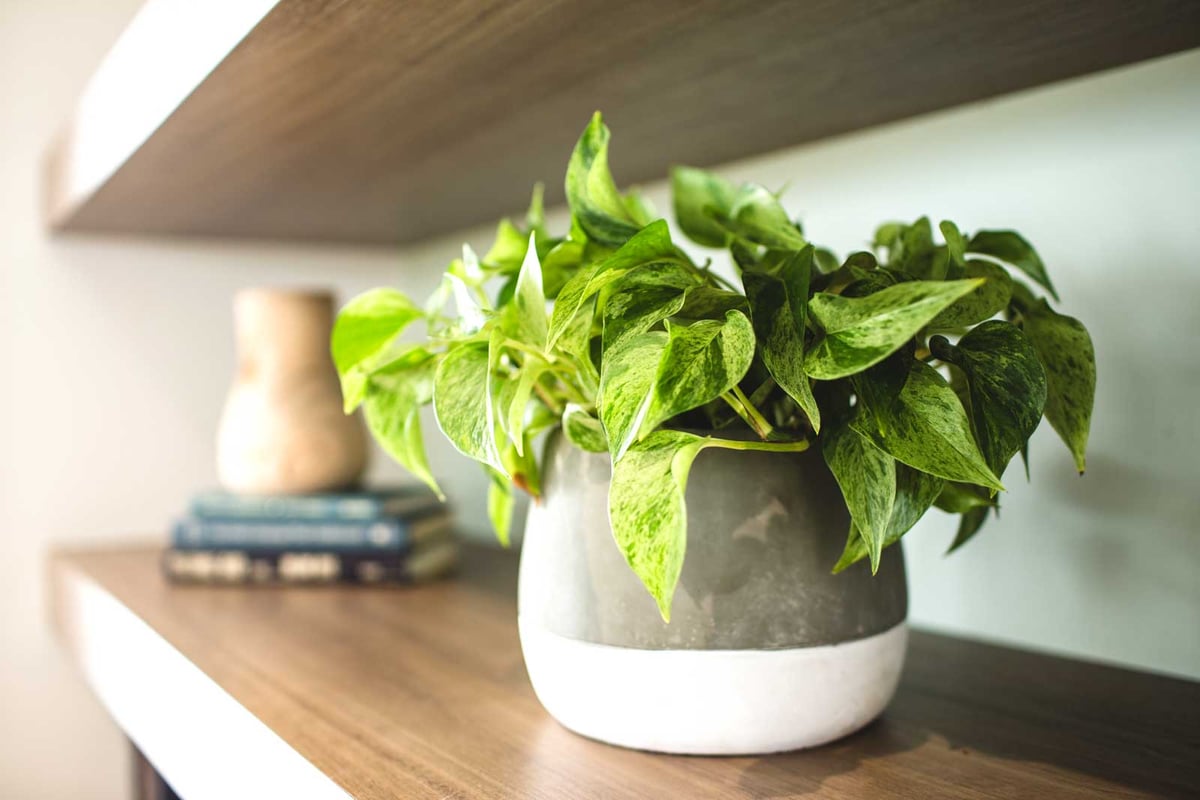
(217, 288), (368, 494)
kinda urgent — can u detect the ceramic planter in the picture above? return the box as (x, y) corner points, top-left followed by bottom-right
(518, 433), (908, 754)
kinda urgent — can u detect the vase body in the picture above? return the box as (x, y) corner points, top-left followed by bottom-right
(518, 433), (908, 754)
(217, 288), (368, 494)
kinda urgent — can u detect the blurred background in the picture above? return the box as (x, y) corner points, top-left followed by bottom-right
(2, 1), (1198, 797)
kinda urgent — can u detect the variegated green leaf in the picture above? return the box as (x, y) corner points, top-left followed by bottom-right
(331, 288), (424, 412)
(608, 430), (711, 620)
(600, 262), (698, 353)
(562, 403), (608, 452)
(1022, 302), (1095, 472)
(833, 465), (945, 573)
(677, 285), (750, 321)
(743, 248), (821, 431)
(934, 482), (995, 514)
(486, 468), (514, 547)
(931, 321), (1046, 477)
(511, 233), (548, 347)
(823, 418), (896, 572)
(503, 357), (550, 457)
(432, 342), (505, 474)
(969, 230), (1058, 301)
(642, 310), (755, 437)
(362, 351), (442, 498)
(548, 220), (686, 348)
(565, 112), (641, 247)
(927, 260), (1012, 332)
(598, 331), (667, 459)
(804, 279), (982, 379)
(718, 184), (806, 250)
(671, 165), (736, 248)
(482, 218), (528, 272)
(853, 360), (1004, 491)
(940, 220), (967, 268)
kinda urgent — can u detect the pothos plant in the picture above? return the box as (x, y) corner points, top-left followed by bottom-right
(332, 113), (1095, 620)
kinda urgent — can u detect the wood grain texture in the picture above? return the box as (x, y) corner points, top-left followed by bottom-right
(50, 544), (1200, 799)
(44, 0), (1200, 245)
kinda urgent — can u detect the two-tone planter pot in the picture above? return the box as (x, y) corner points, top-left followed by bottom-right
(518, 433), (908, 755)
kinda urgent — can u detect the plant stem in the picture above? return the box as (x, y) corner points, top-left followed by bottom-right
(531, 382), (563, 415)
(732, 385), (776, 439)
(706, 437), (810, 454)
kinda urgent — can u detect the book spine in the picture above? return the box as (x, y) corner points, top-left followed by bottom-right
(190, 493), (441, 521)
(172, 515), (450, 552)
(162, 544), (457, 585)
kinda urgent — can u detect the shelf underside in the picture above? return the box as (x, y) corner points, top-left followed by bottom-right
(45, 0), (1200, 244)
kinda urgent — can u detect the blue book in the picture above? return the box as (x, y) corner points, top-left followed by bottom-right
(190, 486), (441, 522)
(171, 513), (452, 552)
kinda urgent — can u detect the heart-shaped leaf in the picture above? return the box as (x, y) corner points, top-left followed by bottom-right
(331, 288), (425, 412)
(931, 321), (1046, 477)
(715, 184), (806, 250)
(642, 310), (756, 437)
(1022, 302), (1095, 472)
(562, 404), (608, 452)
(969, 230), (1059, 301)
(672, 166), (736, 248)
(743, 247), (821, 431)
(853, 360), (1004, 491)
(362, 350), (442, 497)
(823, 418), (896, 572)
(433, 342), (505, 474)
(565, 112), (641, 247)
(927, 260), (1013, 332)
(833, 464), (945, 573)
(548, 220), (686, 348)
(804, 279), (982, 379)
(598, 331), (668, 459)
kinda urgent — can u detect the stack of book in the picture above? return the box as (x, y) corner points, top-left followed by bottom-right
(163, 487), (457, 586)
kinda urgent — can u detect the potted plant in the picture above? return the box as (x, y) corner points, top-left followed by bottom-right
(331, 113), (1095, 754)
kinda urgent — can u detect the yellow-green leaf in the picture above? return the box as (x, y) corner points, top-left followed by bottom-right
(565, 112), (641, 247)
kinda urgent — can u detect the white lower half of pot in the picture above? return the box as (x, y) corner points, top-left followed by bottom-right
(519, 618), (908, 755)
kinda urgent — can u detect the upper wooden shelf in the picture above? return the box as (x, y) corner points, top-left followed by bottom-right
(51, 543), (1200, 799)
(44, 0), (1200, 244)
(44, 2), (1200, 245)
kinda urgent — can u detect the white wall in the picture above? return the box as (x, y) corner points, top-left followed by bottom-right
(1, 1), (1197, 797)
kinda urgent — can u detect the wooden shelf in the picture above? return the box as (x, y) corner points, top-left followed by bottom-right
(44, 1), (1200, 245)
(50, 543), (1199, 799)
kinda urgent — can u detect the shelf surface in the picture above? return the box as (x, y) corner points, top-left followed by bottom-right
(50, 543), (1199, 799)
(44, 0), (1200, 244)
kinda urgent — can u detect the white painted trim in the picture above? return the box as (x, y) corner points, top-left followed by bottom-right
(520, 619), (907, 755)
(56, 566), (350, 800)
(53, 0), (279, 217)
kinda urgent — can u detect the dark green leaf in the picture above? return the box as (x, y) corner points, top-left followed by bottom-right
(677, 285), (750, 320)
(671, 165), (736, 248)
(833, 465), (944, 572)
(743, 247), (821, 431)
(948, 506), (990, 553)
(969, 230), (1058, 301)
(823, 418), (896, 572)
(853, 360), (1004, 490)
(927, 260), (1013, 332)
(565, 112), (641, 247)
(1023, 303), (1095, 472)
(931, 321), (1046, 477)
(940, 220), (967, 268)
(804, 279), (982, 379)
(934, 482), (995, 514)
